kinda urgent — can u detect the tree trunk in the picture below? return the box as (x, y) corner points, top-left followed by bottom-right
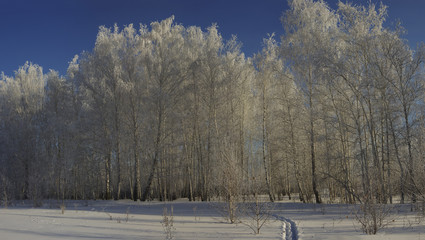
(403, 105), (416, 203)
(309, 93), (321, 204)
(262, 79), (274, 202)
(105, 152), (112, 200)
(142, 110), (162, 201)
(114, 105), (121, 200)
(389, 117), (404, 203)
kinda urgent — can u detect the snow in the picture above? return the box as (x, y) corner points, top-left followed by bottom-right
(274, 201), (425, 240)
(0, 199), (424, 240)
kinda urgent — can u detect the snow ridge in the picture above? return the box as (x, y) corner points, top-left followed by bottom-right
(273, 214), (299, 240)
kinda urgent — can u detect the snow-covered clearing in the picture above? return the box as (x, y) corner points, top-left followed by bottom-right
(0, 199), (424, 239)
(275, 202), (425, 240)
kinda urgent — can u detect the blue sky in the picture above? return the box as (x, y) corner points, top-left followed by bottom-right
(1, 0), (424, 76)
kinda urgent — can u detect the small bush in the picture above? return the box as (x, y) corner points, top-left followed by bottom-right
(60, 202), (66, 214)
(162, 206), (176, 240)
(125, 207), (130, 223)
(354, 201), (393, 234)
(239, 193), (274, 234)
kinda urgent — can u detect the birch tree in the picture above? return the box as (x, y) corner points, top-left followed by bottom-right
(282, 0), (339, 203)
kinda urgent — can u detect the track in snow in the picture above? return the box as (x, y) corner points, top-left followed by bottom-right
(273, 214), (299, 240)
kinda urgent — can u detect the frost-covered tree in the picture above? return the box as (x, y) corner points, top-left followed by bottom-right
(44, 70), (75, 200)
(0, 63), (45, 202)
(281, 0), (340, 203)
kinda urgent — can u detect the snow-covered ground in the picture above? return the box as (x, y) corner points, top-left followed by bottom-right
(274, 201), (425, 240)
(0, 199), (424, 239)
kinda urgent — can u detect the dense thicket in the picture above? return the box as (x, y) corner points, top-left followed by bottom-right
(1, 0), (425, 205)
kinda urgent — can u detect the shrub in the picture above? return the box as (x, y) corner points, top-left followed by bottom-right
(354, 200), (393, 234)
(162, 206), (176, 240)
